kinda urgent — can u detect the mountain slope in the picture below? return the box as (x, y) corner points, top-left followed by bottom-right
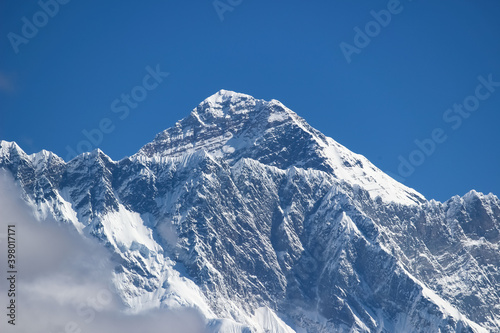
(138, 90), (424, 206)
(1, 90), (499, 332)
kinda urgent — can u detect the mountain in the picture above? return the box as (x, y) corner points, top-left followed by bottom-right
(1, 90), (499, 332)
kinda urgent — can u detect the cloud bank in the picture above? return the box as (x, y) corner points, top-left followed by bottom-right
(0, 170), (206, 333)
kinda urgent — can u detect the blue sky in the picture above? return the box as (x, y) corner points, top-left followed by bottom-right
(1, 0), (499, 201)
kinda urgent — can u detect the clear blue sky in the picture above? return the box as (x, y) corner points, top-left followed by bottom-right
(1, 0), (499, 202)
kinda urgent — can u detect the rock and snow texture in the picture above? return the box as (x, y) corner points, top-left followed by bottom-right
(138, 90), (424, 206)
(1, 90), (499, 332)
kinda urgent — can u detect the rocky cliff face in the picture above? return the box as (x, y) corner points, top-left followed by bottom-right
(1, 90), (498, 332)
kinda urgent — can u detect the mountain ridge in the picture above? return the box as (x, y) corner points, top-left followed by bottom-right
(1, 90), (499, 332)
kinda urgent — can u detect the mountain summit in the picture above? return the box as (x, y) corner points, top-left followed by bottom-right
(138, 90), (424, 206)
(1, 91), (499, 332)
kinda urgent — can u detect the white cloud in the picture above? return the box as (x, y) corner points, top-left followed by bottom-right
(0, 170), (206, 333)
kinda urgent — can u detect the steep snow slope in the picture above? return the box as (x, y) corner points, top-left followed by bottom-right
(1, 90), (499, 332)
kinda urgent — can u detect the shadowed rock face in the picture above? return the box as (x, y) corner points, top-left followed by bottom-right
(1, 90), (499, 332)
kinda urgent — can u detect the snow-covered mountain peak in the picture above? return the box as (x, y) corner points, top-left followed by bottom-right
(0, 139), (16, 148)
(28, 149), (65, 171)
(70, 148), (113, 163)
(463, 189), (486, 201)
(0, 140), (25, 158)
(138, 91), (288, 158)
(202, 89), (254, 106)
(194, 89), (263, 122)
(136, 91), (425, 205)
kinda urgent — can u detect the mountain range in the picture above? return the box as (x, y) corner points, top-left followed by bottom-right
(1, 90), (499, 332)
